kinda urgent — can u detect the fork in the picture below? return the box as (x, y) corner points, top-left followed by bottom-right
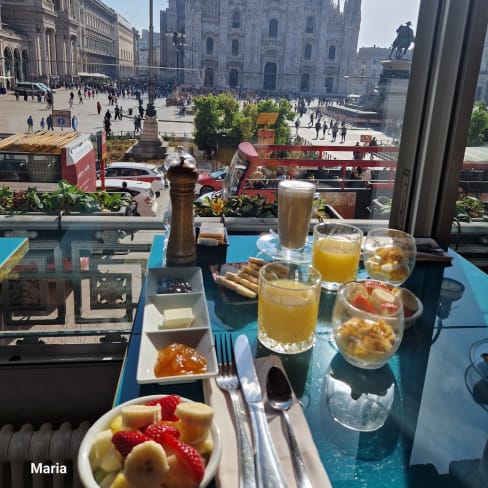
(214, 333), (256, 488)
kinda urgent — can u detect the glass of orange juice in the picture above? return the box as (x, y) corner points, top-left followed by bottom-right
(312, 222), (363, 291)
(258, 261), (322, 354)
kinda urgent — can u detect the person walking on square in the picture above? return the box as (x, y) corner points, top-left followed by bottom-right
(331, 121), (339, 142)
(46, 114), (54, 130)
(27, 115), (34, 133)
(40, 117), (45, 130)
(322, 121), (328, 139)
(315, 120), (321, 139)
(340, 121), (347, 143)
(96, 100), (102, 115)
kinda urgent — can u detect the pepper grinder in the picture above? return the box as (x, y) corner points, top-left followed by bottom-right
(165, 152), (198, 266)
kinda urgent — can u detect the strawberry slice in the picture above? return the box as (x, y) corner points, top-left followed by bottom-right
(351, 294), (377, 314)
(143, 422), (180, 444)
(112, 431), (150, 458)
(145, 395), (181, 420)
(159, 431), (205, 483)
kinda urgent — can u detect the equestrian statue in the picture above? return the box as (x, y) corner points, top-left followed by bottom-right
(389, 21), (415, 60)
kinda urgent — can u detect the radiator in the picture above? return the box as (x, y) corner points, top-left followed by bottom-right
(0, 421), (90, 488)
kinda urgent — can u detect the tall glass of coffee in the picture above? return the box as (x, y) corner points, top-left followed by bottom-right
(278, 180), (316, 256)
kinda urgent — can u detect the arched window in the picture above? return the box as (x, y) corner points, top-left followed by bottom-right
(306, 17), (314, 34)
(328, 45), (336, 60)
(232, 11), (241, 29)
(301, 74), (310, 92)
(229, 69), (239, 88)
(263, 62), (277, 90)
(206, 37), (214, 55)
(269, 19), (278, 38)
(304, 44), (312, 60)
(231, 39), (239, 56)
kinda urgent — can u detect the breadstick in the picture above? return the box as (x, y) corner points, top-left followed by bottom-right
(241, 264), (260, 278)
(238, 270), (259, 285)
(215, 275), (257, 299)
(225, 272), (259, 294)
(248, 257), (267, 267)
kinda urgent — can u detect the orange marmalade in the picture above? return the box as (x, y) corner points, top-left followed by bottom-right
(154, 342), (208, 377)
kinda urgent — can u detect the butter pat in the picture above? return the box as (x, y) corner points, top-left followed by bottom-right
(161, 307), (195, 328)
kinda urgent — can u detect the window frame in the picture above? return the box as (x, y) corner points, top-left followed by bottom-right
(390, 0), (488, 248)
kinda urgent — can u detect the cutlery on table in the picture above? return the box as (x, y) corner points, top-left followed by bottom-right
(266, 366), (313, 488)
(234, 334), (288, 488)
(214, 333), (256, 488)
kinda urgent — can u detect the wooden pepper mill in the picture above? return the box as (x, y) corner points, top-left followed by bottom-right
(165, 153), (198, 266)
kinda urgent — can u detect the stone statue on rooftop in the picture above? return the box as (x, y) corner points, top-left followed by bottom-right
(389, 21), (415, 60)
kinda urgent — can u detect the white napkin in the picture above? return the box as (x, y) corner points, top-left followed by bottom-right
(203, 355), (332, 488)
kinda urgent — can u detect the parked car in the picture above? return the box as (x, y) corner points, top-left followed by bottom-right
(96, 179), (158, 217)
(195, 167), (227, 196)
(98, 162), (165, 193)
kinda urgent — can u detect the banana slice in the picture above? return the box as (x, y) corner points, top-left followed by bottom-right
(124, 440), (169, 488)
(175, 402), (214, 426)
(175, 402), (214, 446)
(121, 405), (161, 429)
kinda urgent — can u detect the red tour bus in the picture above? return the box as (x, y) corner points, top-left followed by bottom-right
(222, 142), (488, 218)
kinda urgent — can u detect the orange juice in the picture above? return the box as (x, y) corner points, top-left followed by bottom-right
(312, 237), (361, 283)
(258, 279), (320, 350)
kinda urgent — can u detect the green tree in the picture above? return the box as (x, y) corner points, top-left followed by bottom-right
(193, 94), (297, 152)
(193, 93), (240, 158)
(467, 100), (488, 146)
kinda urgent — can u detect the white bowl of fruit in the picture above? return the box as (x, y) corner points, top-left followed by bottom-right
(78, 394), (221, 488)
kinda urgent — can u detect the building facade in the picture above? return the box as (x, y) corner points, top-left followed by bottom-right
(162, 0), (361, 95)
(0, 0), (136, 86)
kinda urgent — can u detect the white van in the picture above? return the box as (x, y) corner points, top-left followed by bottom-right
(14, 82), (47, 97)
(96, 179), (158, 217)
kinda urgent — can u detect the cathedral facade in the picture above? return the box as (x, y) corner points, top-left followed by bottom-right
(169, 0), (361, 94)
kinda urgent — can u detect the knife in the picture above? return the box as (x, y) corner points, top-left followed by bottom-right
(234, 334), (288, 488)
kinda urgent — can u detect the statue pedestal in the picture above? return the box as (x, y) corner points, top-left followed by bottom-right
(125, 115), (167, 160)
(378, 59), (412, 122)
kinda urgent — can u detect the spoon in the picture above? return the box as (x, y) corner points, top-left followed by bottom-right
(266, 366), (313, 488)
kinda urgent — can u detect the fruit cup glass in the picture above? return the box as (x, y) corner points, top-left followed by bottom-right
(312, 221), (363, 291)
(363, 228), (416, 286)
(331, 281), (405, 369)
(258, 261), (322, 354)
(277, 180), (316, 256)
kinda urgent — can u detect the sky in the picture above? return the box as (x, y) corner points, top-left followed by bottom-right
(102, 0), (420, 49)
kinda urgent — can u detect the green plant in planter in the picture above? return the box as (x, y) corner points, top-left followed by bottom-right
(194, 193), (277, 218)
(455, 196), (487, 221)
(41, 180), (102, 214)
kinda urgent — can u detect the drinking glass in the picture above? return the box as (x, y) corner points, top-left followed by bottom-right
(331, 280), (405, 369)
(258, 261), (322, 354)
(277, 180), (316, 255)
(363, 228), (416, 286)
(312, 221), (363, 290)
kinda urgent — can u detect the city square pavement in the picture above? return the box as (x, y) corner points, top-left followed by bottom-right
(0, 87), (390, 149)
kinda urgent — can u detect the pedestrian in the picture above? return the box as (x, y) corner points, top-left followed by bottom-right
(118, 106), (123, 120)
(369, 136), (378, 160)
(353, 142), (363, 161)
(315, 120), (321, 139)
(331, 121), (339, 142)
(340, 121), (347, 143)
(114, 105), (120, 120)
(40, 117), (45, 130)
(46, 114), (54, 130)
(27, 115), (34, 133)
(96, 100), (102, 115)
(322, 121), (328, 139)
(294, 118), (300, 136)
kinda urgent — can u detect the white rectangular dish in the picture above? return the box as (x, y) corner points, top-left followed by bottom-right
(136, 328), (218, 384)
(137, 267), (218, 385)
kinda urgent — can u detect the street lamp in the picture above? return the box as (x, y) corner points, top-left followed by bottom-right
(166, 31), (187, 84)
